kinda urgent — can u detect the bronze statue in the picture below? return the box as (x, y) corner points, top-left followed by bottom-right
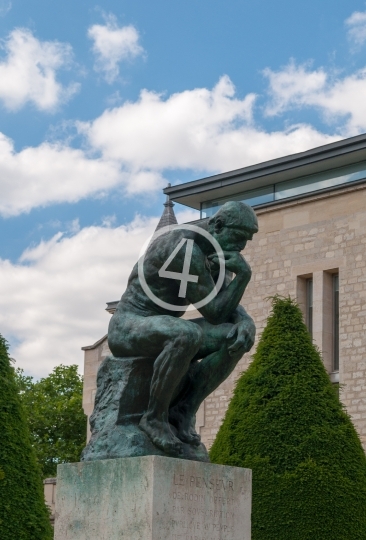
(82, 201), (258, 462)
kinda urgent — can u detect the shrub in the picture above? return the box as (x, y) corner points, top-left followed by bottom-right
(210, 297), (366, 540)
(0, 334), (53, 539)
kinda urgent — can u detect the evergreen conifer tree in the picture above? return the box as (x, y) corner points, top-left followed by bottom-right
(210, 297), (366, 540)
(0, 334), (53, 540)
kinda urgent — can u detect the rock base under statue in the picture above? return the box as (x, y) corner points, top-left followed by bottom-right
(54, 456), (252, 540)
(82, 355), (209, 462)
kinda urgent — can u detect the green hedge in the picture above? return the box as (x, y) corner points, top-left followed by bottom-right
(210, 297), (366, 540)
(0, 334), (53, 540)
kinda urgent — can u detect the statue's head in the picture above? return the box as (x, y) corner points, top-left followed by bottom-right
(208, 201), (258, 251)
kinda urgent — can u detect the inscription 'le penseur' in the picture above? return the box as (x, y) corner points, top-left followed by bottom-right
(173, 474), (234, 491)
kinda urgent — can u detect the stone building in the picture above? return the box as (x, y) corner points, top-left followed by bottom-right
(43, 477), (57, 525)
(82, 133), (366, 452)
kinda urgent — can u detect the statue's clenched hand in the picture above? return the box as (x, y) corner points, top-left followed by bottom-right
(226, 317), (256, 357)
(208, 251), (251, 278)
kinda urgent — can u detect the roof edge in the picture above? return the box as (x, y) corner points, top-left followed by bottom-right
(82, 334), (108, 351)
(164, 133), (366, 197)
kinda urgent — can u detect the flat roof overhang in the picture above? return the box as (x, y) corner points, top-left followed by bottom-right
(164, 133), (366, 210)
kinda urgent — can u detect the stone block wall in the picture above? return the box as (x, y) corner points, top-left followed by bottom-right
(199, 183), (366, 450)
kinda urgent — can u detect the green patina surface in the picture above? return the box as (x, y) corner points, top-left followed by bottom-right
(82, 201), (258, 462)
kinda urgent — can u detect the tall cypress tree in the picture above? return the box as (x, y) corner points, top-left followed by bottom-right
(210, 297), (366, 540)
(0, 334), (53, 540)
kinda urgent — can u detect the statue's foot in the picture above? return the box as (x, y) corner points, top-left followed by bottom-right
(169, 404), (201, 447)
(139, 415), (184, 456)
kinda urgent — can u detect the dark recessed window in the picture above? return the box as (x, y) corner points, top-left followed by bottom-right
(306, 278), (313, 337)
(333, 274), (339, 371)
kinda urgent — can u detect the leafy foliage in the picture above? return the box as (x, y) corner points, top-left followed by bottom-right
(0, 333), (53, 539)
(15, 364), (87, 478)
(210, 297), (366, 540)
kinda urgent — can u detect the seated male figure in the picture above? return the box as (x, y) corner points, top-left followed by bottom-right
(108, 201), (258, 456)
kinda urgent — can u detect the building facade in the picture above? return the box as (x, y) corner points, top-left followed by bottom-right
(82, 134), (366, 451)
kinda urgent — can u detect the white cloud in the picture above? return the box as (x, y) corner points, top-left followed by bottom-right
(0, 75), (340, 217)
(88, 15), (144, 83)
(264, 61), (366, 134)
(123, 170), (166, 195)
(264, 61), (327, 116)
(0, 132), (124, 216)
(346, 10), (366, 47)
(0, 217), (156, 377)
(79, 75), (336, 174)
(0, 208), (197, 378)
(0, 75), (341, 217)
(0, 0), (11, 17)
(0, 28), (79, 111)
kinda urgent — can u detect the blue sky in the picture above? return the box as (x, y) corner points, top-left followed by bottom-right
(1, 0), (366, 376)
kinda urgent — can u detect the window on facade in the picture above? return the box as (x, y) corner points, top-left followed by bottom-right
(201, 185), (274, 218)
(275, 162), (366, 200)
(333, 274), (339, 371)
(306, 278), (313, 337)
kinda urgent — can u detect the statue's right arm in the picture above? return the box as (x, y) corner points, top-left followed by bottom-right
(186, 247), (252, 325)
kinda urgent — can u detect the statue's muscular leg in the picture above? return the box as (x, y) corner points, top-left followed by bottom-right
(108, 312), (203, 455)
(139, 326), (203, 454)
(169, 319), (246, 445)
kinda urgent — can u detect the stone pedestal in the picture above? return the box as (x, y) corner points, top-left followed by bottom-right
(54, 456), (251, 540)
